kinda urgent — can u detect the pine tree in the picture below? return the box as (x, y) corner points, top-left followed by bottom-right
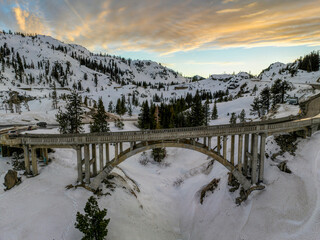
(52, 82), (58, 109)
(138, 101), (150, 129)
(188, 93), (204, 127)
(56, 91), (83, 134)
(211, 101), (218, 120)
(75, 196), (110, 240)
(239, 109), (246, 123)
(229, 112), (237, 124)
(250, 97), (261, 117)
(90, 97), (109, 133)
(108, 101), (113, 113)
(203, 98), (210, 126)
(260, 86), (270, 114)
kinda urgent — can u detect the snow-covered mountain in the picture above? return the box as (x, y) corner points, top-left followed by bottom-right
(2, 32), (320, 240)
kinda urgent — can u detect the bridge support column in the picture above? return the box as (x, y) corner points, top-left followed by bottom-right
(99, 143), (103, 172)
(223, 136), (227, 159)
(231, 135), (235, 165)
(31, 147), (38, 176)
(76, 145), (83, 183)
(120, 142), (123, 152)
(217, 136), (221, 154)
(115, 143), (118, 161)
(23, 145), (30, 174)
(251, 133), (258, 184)
(92, 144), (97, 177)
(43, 148), (48, 164)
(243, 134), (249, 176)
(238, 134), (243, 172)
(130, 142), (134, 151)
(259, 134), (266, 183)
(208, 137), (212, 150)
(105, 143), (109, 163)
(84, 144), (90, 184)
(203, 137), (207, 146)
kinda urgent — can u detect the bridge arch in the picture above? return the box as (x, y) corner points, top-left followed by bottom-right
(90, 140), (252, 191)
(113, 141), (234, 171)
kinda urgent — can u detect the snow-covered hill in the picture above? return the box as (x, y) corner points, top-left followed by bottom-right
(1, 32), (320, 240)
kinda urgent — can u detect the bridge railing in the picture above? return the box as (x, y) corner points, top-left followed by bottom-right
(18, 115), (320, 146)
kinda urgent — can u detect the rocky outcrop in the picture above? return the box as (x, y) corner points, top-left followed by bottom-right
(4, 170), (21, 190)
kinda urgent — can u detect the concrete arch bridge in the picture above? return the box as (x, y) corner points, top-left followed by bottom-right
(1, 114), (320, 191)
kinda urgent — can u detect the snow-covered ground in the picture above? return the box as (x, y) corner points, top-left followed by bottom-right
(1, 123), (320, 240)
(1, 33), (320, 240)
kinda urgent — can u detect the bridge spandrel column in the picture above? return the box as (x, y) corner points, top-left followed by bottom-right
(115, 143), (118, 161)
(84, 144), (90, 184)
(238, 135), (243, 172)
(243, 134), (249, 176)
(23, 145), (30, 174)
(99, 143), (103, 172)
(120, 142), (123, 152)
(217, 136), (221, 154)
(231, 135), (235, 165)
(31, 147), (38, 176)
(76, 145), (83, 183)
(223, 136), (227, 160)
(43, 148), (48, 165)
(130, 142), (134, 151)
(259, 134), (266, 183)
(92, 144), (97, 177)
(251, 133), (258, 184)
(105, 143), (110, 163)
(208, 137), (212, 150)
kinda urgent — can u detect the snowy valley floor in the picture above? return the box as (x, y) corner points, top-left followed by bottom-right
(1, 130), (320, 240)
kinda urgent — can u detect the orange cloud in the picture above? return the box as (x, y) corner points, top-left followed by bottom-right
(12, 6), (50, 35)
(6, 0), (320, 54)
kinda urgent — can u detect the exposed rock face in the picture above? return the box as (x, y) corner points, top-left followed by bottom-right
(4, 170), (20, 190)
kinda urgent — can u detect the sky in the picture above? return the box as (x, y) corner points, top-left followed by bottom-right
(0, 0), (319, 77)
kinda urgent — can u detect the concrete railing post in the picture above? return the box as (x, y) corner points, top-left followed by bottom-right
(23, 145), (30, 174)
(76, 145), (83, 183)
(84, 144), (90, 184)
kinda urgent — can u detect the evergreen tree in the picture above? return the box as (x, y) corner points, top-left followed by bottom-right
(188, 93), (204, 127)
(211, 101), (218, 120)
(152, 147), (167, 162)
(108, 101), (113, 113)
(75, 196), (110, 240)
(128, 102), (133, 116)
(229, 112), (237, 124)
(90, 97), (109, 133)
(138, 101), (150, 129)
(239, 109), (246, 123)
(260, 86), (270, 114)
(203, 98), (210, 126)
(56, 90), (83, 134)
(52, 81), (58, 109)
(250, 97), (261, 117)
(271, 79), (291, 106)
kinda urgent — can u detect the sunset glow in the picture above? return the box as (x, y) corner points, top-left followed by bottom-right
(0, 0), (319, 76)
